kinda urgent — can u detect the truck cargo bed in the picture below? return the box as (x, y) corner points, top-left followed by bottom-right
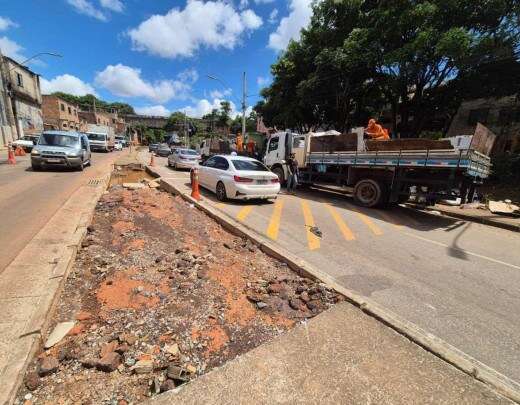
(307, 149), (491, 178)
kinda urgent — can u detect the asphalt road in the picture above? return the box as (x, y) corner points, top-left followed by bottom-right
(0, 150), (124, 273)
(155, 158), (520, 384)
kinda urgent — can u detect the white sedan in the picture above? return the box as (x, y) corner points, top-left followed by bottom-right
(168, 148), (201, 169)
(197, 155), (280, 201)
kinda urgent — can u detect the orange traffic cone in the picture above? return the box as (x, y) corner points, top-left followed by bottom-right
(191, 167), (201, 201)
(15, 146), (25, 156)
(7, 144), (16, 165)
(149, 152), (155, 167)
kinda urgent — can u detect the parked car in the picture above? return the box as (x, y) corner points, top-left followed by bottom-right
(149, 143), (159, 152)
(12, 135), (38, 152)
(196, 155), (280, 201)
(115, 135), (129, 147)
(168, 148), (200, 170)
(114, 140), (123, 151)
(31, 131), (91, 171)
(155, 143), (172, 157)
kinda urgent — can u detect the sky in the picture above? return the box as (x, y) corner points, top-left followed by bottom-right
(0, 0), (314, 118)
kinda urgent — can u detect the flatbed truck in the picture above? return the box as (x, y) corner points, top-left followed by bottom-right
(262, 127), (495, 208)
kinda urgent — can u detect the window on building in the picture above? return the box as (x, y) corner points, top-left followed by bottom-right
(63, 122), (68, 128)
(68, 106), (71, 114)
(97, 118), (101, 124)
(16, 73), (23, 88)
(61, 104), (65, 112)
(468, 108), (489, 125)
(73, 109), (77, 116)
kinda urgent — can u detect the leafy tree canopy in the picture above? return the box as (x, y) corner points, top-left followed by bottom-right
(50, 92), (135, 115)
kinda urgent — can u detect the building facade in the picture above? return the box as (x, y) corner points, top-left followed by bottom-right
(447, 95), (520, 154)
(79, 110), (112, 128)
(2, 56), (43, 138)
(42, 95), (85, 131)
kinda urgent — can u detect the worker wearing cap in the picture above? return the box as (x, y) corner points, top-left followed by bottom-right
(366, 119), (390, 140)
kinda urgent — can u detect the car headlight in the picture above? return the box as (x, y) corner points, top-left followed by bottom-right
(66, 151), (79, 157)
(31, 149), (40, 155)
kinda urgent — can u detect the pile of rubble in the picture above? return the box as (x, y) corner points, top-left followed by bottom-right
(17, 185), (342, 404)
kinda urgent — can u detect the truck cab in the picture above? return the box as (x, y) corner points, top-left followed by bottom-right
(263, 131), (305, 184)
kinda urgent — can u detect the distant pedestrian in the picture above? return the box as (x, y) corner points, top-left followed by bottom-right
(286, 153), (298, 194)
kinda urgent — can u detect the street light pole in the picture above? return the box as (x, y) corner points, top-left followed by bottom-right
(242, 71), (246, 140)
(8, 52), (62, 72)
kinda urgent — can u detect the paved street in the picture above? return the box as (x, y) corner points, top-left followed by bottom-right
(152, 156), (520, 384)
(0, 151), (125, 273)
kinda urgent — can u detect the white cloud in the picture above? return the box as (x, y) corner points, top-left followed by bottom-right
(134, 105), (171, 117)
(268, 0), (313, 51)
(0, 17), (17, 31)
(95, 64), (191, 103)
(257, 76), (271, 88)
(67, 0), (107, 21)
(41, 74), (97, 96)
(255, 0), (275, 3)
(99, 0), (124, 12)
(182, 97), (252, 119)
(0, 36), (26, 62)
(239, 0), (249, 9)
(177, 68), (199, 84)
(268, 8), (278, 24)
(209, 88), (232, 99)
(128, 1), (263, 59)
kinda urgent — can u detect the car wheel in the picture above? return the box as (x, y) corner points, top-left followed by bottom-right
(77, 160), (84, 171)
(31, 163), (41, 171)
(216, 181), (227, 202)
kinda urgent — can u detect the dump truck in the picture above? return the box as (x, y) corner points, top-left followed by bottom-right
(262, 123), (495, 208)
(199, 137), (232, 161)
(85, 124), (115, 153)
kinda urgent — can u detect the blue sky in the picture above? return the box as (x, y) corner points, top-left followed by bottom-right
(0, 0), (313, 118)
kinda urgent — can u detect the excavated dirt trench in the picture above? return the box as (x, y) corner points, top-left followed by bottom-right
(16, 180), (342, 404)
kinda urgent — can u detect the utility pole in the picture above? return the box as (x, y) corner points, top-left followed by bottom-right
(184, 110), (188, 147)
(242, 71), (246, 140)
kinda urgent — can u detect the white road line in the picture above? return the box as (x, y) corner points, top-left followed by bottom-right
(403, 231), (520, 270)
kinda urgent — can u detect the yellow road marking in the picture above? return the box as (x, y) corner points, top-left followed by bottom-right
(325, 205), (356, 241)
(266, 199), (284, 240)
(214, 202), (225, 209)
(301, 201), (320, 250)
(237, 205), (254, 222)
(349, 206), (383, 236)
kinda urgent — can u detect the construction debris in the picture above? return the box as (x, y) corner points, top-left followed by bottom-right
(488, 200), (520, 216)
(17, 184), (342, 403)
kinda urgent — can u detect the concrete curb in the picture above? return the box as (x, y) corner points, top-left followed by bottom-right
(146, 165), (520, 404)
(405, 204), (520, 233)
(0, 174), (111, 405)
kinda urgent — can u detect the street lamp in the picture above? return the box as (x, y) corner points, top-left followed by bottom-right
(8, 52), (62, 72)
(207, 73), (247, 139)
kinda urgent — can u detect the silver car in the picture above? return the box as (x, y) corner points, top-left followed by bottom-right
(31, 131), (91, 171)
(167, 148), (201, 170)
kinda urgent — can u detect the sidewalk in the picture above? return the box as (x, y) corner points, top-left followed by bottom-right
(150, 302), (511, 405)
(411, 203), (520, 232)
(142, 153), (520, 404)
(0, 154), (120, 404)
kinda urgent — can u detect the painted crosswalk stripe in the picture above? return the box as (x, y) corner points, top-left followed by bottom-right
(266, 200), (284, 240)
(349, 206), (383, 236)
(237, 205), (254, 222)
(325, 205), (356, 241)
(301, 201), (320, 250)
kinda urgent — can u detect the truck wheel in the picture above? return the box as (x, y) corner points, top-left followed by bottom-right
(353, 179), (387, 208)
(272, 166), (285, 186)
(216, 181), (227, 202)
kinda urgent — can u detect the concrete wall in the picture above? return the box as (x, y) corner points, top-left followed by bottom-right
(14, 99), (43, 136)
(447, 96), (520, 154)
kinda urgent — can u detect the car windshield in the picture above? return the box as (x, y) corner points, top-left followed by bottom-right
(179, 149), (198, 155)
(39, 133), (78, 147)
(232, 160), (269, 171)
(87, 133), (106, 141)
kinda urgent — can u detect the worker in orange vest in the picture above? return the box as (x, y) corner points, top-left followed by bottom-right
(365, 119), (390, 140)
(236, 132), (244, 152)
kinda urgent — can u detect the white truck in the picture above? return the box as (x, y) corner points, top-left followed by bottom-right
(263, 125), (495, 208)
(85, 124), (115, 152)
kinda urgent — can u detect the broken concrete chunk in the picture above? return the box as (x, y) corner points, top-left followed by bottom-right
(132, 359), (154, 374)
(123, 182), (146, 190)
(44, 321), (75, 349)
(164, 343), (179, 356)
(38, 357), (59, 377)
(148, 180), (160, 189)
